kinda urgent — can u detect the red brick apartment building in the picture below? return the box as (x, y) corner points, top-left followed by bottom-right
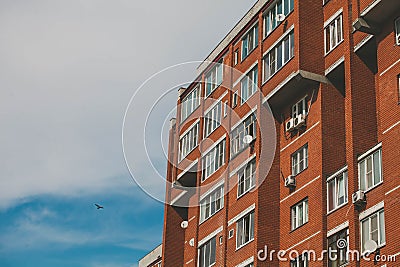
(161, 0), (400, 266)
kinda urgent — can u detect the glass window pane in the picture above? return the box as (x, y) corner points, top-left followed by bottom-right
(210, 238), (216, 265)
(370, 214), (378, 242)
(362, 220), (369, 252)
(379, 211), (385, 244)
(328, 180), (335, 211)
(373, 150), (381, 184)
(277, 43), (283, 69)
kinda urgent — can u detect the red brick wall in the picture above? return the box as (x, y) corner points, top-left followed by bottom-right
(161, 1), (400, 267)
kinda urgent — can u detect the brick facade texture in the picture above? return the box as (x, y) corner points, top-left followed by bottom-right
(161, 0), (400, 266)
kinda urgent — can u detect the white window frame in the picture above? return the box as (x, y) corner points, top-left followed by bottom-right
(234, 49), (239, 65)
(358, 147), (382, 192)
(263, 0), (295, 37)
(178, 121), (199, 162)
(237, 159), (256, 198)
(291, 97), (307, 118)
(198, 236), (216, 267)
(291, 198), (308, 230)
(327, 168), (348, 213)
(324, 12), (343, 54)
(360, 209), (385, 253)
(202, 139), (226, 181)
(232, 91), (239, 108)
(240, 65), (258, 104)
(199, 185), (224, 223)
(223, 101), (228, 117)
(205, 60), (223, 97)
(230, 113), (257, 158)
(290, 253), (308, 267)
(236, 211), (255, 249)
(263, 30), (295, 82)
(395, 17), (400, 45)
(291, 144), (308, 176)
(241, 23), (258, 60)
(181, 85), (201, 122)
(204, 102), (222, 137)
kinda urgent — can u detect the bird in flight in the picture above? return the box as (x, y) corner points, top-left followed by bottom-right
(94, 204), (104, 209)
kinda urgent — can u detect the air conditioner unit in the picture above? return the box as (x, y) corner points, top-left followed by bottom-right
(294, 114), (306, 129)
(352, 190), (366, 205)
(284, 175), (296, 188)
(285, 118), (295, 132)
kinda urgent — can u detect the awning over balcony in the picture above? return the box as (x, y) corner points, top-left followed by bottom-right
(353, 0), (399, 34)
(174, 159), (198, 188)
(262, 70), (328, 113)
(325, 56), (345, 95)
(354, 35), (378, 74)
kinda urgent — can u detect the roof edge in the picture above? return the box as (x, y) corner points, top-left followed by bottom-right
(197, 0), (270, 75)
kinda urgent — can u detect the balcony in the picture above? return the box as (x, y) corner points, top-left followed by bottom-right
(354, 35), (378, 74)
(174, 159), (198, 188)
(325, 56), (345, 94)
(262, 70), (328, 114)
(353, 0), (399, 35)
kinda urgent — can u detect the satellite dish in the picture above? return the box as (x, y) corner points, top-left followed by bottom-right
(189, 238), (195, 247)
(276, 14), (286, 22)
(181, 221), (188, 229)
(243, 135), (253, 144)
(364, 240), (378, 253)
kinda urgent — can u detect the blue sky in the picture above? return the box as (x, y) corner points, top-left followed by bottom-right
(0, 1), (257, 266)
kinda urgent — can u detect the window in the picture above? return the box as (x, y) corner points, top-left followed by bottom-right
(202, 139), (226, 180)
(264, 0), (294, 37)
(232, 91), (238, 108)
(241, 66), (258, 103)
(291, 198), (308, 230)
(237, 211), (255, 248)
(238, 159), (256, 197)
(242, 24), (258, 60)
(181, 86), (200, 121)
(263, 30), (294, 81)
(361, 209), (385, 253)
(228, 229), (234, 239)
(200, 185), (224, 222)
(290, 253), (308, 267)
(198, 237), (216, 267)
(292, 144), (308, 175)
(178, 122), (199, 162)
(204, 102), (222, 137)
(234, 49), (239, 65)
(230, 113), (256, 157)
(327, 229), (348, 267)
(325, 14), (343, 54)
(327, 170), (348, 213)
(223, 101), (228, 117)
(292, 97), (307, 118)
(205, 60), (223, 97)
(395, 18), (400, 45)
(359, 148), (382, 191)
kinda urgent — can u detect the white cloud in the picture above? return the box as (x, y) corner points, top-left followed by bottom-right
(0, 0), (257, 210)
